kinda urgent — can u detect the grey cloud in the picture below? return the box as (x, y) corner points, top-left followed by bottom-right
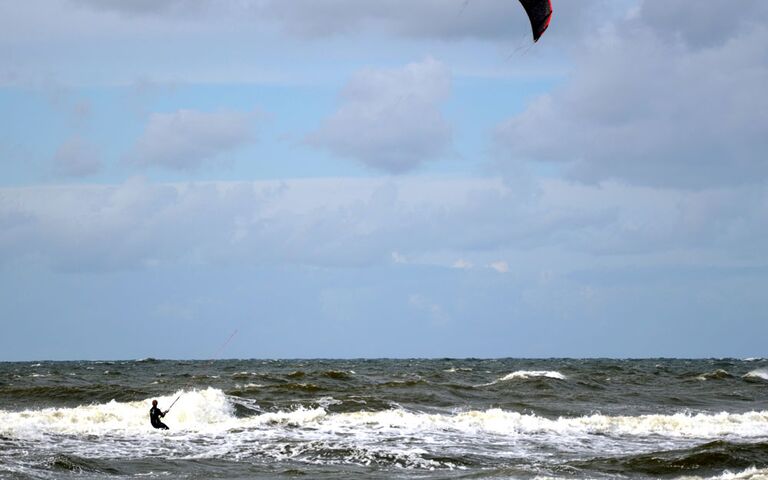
(271, 0), (611, 43)
(496, 5), (768, 188)
(308, 58), (452, 173)
(266, 1), (522, 40)
(540, 181), (768, 259)
(52, 135), (102, 177)
(129, 109), (255, 170)
(63, 0), (608, 42)
(67, 0), (214, 18)
(637, 0), (768, 49)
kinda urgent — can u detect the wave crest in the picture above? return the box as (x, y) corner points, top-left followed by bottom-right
(743, 369), (768, 381)
(697, 369), (733, 381)
(480, 370), (566, 386)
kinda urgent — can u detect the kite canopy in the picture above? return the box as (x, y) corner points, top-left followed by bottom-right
(518, 0), (553, 42)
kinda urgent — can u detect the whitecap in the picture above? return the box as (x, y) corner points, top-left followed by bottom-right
(743, 369), (768, 381)
(0, 387), (236, 439)
(480, 370), (566, 386)
(2, 398), (768, 471)
(677, 466), (768, 480)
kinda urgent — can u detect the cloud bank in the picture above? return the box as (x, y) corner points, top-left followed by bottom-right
(1, 177), (764, 273)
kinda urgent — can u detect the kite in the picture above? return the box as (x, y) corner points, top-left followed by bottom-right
(518, 0), (553, 42)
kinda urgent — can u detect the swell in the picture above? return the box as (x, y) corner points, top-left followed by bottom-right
(571, 440), (768, 477)
(47, 453), (121, 475)
(270, 441), (465, 469)
(0, 384), (148, 405)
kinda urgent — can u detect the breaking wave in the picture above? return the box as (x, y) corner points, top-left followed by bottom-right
(2, 383), (768, 477)
(3, 387), (767, 441)
(678, 467), (768, 480)
(0, 387), (235, 438)
(480, 370), (566, 386)
(744, 369), (768, 381)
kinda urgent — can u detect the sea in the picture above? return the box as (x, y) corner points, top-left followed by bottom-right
(1, 358), (767, 479)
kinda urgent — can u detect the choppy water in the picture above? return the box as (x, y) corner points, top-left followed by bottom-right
(1, 358), (767, 479)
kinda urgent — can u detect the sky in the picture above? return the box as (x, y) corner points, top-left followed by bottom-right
(1, 0), (766, 360)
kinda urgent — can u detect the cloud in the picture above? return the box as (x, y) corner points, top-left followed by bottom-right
(265, 0), (523, 40)
(637, 0), (768, 50)
(308, 58), (452, 173)
(128, 109), (256, 170)
(69, 0), (213, 18)
(2, 0), (615, 88)
(62, 0), (607, 42)
(489, 261), (509, 273)
(495, 1), (768, 188)
(273, 0), (609, 43)
(1, 176), (765, 274)
(452, 259), (473, 270)
(52, 135), (102, 177)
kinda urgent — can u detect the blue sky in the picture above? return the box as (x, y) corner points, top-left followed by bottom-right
(1, 0), (766, 360)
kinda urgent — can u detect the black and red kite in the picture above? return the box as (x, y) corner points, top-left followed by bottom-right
(518, 0), (553, 42)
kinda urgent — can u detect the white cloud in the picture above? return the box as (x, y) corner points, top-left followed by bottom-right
(489, 260), (509, 273)
(452, 259), (473, 270)
(128, 109), (256, 170)
(308, 58), (453, 173)
(391, 251), (408, 264)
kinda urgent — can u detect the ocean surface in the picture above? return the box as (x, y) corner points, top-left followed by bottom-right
(1, 358), (767, 479)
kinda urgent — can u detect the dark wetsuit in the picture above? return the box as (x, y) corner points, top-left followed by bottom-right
(149, 406), (169, 430)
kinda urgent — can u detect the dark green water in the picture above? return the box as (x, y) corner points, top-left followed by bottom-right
(1, 358), (767, 479)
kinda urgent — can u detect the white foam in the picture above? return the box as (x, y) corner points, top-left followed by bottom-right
(744, 369), (768, 381)
(3, 389), (768, 473)
(481, 370), (566, 386)
(2, 389), (767, 442)
(678, 467), (768, 480)
(291, 408), (768, 440)
(0, 387), (235, 439)
(236, 383), (263, 388)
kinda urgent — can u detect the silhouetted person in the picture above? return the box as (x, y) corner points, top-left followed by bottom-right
(149, 399), (169, 430)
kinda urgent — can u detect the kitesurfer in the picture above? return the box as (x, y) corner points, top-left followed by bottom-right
(149, 399), (169, 430)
